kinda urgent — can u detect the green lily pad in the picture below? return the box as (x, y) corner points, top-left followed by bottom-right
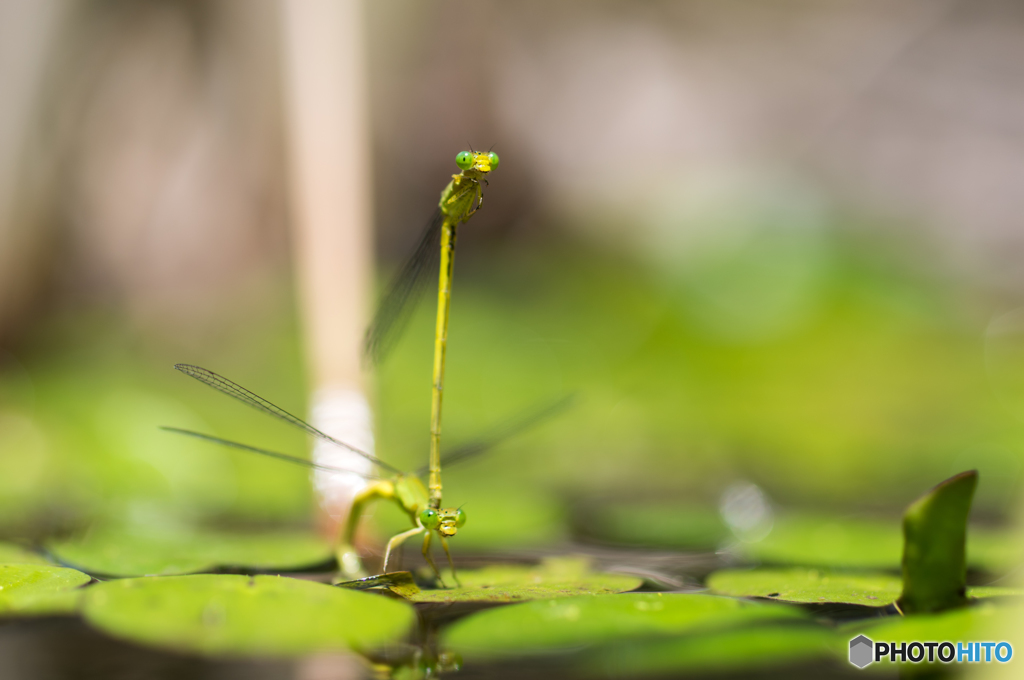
(708, 568), (902, 607)
(842, 601), (1022, 670)
(403, 557), (642, 603)
(81, 574), (415, 656)
(0, 542), (50, 565)
(707, 567), (1024, 608)
(48, 525), (332, 576)
(443, 592), (807, 662)
(0, 563), (91, 616)
(899, 470), (976, 614)
(581, 623), (838, 677)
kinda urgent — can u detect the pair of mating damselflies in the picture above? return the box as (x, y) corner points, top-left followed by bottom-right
(165, 151), (568, 587)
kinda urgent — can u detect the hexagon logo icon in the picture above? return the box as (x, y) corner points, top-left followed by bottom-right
(849, 635), (874, 668)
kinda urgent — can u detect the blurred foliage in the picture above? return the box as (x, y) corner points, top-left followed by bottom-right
(1, 230), (1022, 554)
(0, 542), (49, 566)
(0, 284), (312, 535)
(379, 229), (1022, 520)
(47, 525), (331, 577)
(585, 503), (1021, 573)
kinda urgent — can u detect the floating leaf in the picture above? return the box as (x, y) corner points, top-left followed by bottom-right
(842, 601), (1021, 670)
(443, 592), (807, 662)
(581, 623), (837, 677)
(0, 542), (50, 565)
(0, 564), (91, 616)
(899, 470), (977, 614)
(81, 574), (415, 656)
(707, 567), (1021, 608)
(707, 568), (902, 607)
(48, 525), (332, 576)
(404, 557), (641, 603)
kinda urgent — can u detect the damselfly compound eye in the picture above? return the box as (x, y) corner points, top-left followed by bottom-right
(487, 151), (499, 169)
(455, 151), (474, 170)
(420, 508), (441, 529)
(454, 508), (466, 527)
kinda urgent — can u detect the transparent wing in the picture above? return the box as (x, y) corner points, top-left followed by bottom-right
(363, 209), (444, 365)
(416, 394), (576, 476)
(174, 364), (402, 475)
(160, 427), (381, 479)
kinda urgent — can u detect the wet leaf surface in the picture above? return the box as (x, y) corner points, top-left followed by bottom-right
(707, 567), (902, 607)
(0, 563), (91, 616)
(443, 592), (807, 661)
(47, 525), (332, 577)
(81, 574), (415, 656)
(707, 567), (1024, 607)
(402, 557), (642, 603)
(841, 601), (1022, 670)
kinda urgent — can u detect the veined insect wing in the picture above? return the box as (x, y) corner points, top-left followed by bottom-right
(362, 210), (444, 366)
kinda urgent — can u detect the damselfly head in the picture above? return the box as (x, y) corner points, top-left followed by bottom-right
(420, 507), (466, 537)
(455, 150), (498, 174)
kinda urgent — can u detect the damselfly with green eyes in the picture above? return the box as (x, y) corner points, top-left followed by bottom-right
(365, 149), (499, 515)
(164, 364), (569, 585)
(166, 150), (523, 586)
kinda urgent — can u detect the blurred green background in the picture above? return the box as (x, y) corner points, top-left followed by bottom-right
(2, 0), (1024, 553)
(3, 221), (1023, 546)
